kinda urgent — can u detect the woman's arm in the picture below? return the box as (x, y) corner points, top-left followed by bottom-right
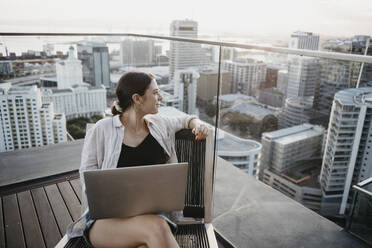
(188, 118), (209, 141)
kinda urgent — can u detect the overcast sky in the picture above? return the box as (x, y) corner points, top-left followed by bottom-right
(1, 0), (371, 38)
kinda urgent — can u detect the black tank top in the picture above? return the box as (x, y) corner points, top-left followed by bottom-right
(117, 133), (167, 168)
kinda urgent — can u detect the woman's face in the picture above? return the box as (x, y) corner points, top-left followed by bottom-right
(139, 79), (163, 114)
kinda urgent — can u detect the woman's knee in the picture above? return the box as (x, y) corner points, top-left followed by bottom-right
(140, 215), (172, 244)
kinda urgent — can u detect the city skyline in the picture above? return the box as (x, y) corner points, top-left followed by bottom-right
(0, 0), (372, 38)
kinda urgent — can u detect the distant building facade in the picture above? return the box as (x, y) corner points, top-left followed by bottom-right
(120, 39), (155, 66)
(258, 88), (284, 108)
(41, 85), (106, 119)
(222, 59), (266, 96)
(289, 31), (320, 50)
(197, 69), (232, 102)
(173, 70), (199, 115)
(56, 46), (83, 89)
(77, 42), (110, 88)
(0, 86), (66, 152)
(277, 70), (288, 96)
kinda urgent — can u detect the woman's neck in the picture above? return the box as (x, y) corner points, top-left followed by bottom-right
(120, 108), (147, 133)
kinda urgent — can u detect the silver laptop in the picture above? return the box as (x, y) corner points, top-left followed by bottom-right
(83, 162), (189, 219)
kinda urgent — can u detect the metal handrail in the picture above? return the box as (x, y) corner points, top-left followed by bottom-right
(1, 32), (372, 64)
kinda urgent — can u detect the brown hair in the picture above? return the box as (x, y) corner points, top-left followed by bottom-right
(111, 71), (155, 115)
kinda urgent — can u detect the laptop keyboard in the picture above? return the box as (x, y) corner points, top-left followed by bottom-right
(175, 224), (210, 248)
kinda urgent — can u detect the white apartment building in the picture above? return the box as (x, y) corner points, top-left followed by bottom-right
(217, 130), (262, 177)
(289, 31), (320, 50)
(222, 59), (266, 96)
(278, 97), (314, 129)
(0, 86), (67, 152)
(320, 88), (372, 216)
(173, 70), (199, 115)
(42, 85), (106, 119)
(286, 56), (319, 99)
(56, 46), (83, 89)
(259, 124), (324, 180)
(169, 20), (206, 80)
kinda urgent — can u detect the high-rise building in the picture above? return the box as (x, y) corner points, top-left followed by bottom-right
(278, 97), (314, 129)
(286, 56), (319, 99)
(289, 31), (320, 50)
(222, 59), (266, 96)
(258, 88), (284, 108)
(169, 20), (206, 80)
(56, 46), (83, 89)
(320, 88), (372, 216)
(77, 42), (110, 88)
(120, 39), (155, 66)
(0, 86), (66, 152)
(260, 123), (324, 180)
(173, 70), (199, 115)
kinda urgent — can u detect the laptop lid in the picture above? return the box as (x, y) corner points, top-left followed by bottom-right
(84, 162), (188, 219)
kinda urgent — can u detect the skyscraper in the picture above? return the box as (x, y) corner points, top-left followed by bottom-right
(278, 97), (314, 129)
(173, 70), (199, 115)
(289, 31), (320, 51)
(77, 42), (110, 88)
(286, 56), (319, 99)
(169, 20), (205, 81)
(320, 88), (372, 216)
(0, 86), (66, 152)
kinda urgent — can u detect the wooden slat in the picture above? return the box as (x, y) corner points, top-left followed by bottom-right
(17, 191), (46, 248)
(31, 187), (61, 248)
(70, 179), (82, 203)
(0, 197), (6, 248)
(44, 184), (72, 235)
(58, 182), (81, 221)
(2, 194), (26, 248)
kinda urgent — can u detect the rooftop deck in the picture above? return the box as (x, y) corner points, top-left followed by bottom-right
(0, 145), (368, 247)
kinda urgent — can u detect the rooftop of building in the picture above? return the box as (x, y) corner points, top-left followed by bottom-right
(285, 97), (314, 107)
(51, 88), (73, 93)
(259, 87), (284, 95)
(263, 123), (324, 142)
(230, 101), (277, 120)
(281, 158), (322, 188)
(217, 130), (261, 152)
(335, 87), (372, 107)
(219, 93), (254, 102)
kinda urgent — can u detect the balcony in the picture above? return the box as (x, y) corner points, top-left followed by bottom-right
(1, 32), (372, 247)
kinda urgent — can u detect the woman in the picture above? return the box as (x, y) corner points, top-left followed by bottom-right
(67, 71), (209, 248)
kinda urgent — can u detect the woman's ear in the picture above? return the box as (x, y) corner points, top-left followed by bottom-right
(132, 93), (142, 105)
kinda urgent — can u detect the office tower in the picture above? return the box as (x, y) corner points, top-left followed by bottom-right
(286, 56), (319, 99)
(277, 70), (288, 95)
(278, 97), (313, 129)
(120, 39), (155, 66)
(315, 35), (371, 113)
(173, 70), (199, 115)
(56, 46), (83, 89)
(169, 20), (205, 80)
(77, 42), (110, 88)
(289, 31), (320, 50)
(263, 67), (279, 89)
(222, 59), (266, 96)
(320, 88), (372, 216)
(197, 69), (232, 103)
(41, 85), (106, 119)
(260, 123), (324, 180)
(0, 86), (66, 152)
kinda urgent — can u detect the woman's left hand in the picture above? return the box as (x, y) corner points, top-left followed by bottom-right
(192, 123), (209, 141)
